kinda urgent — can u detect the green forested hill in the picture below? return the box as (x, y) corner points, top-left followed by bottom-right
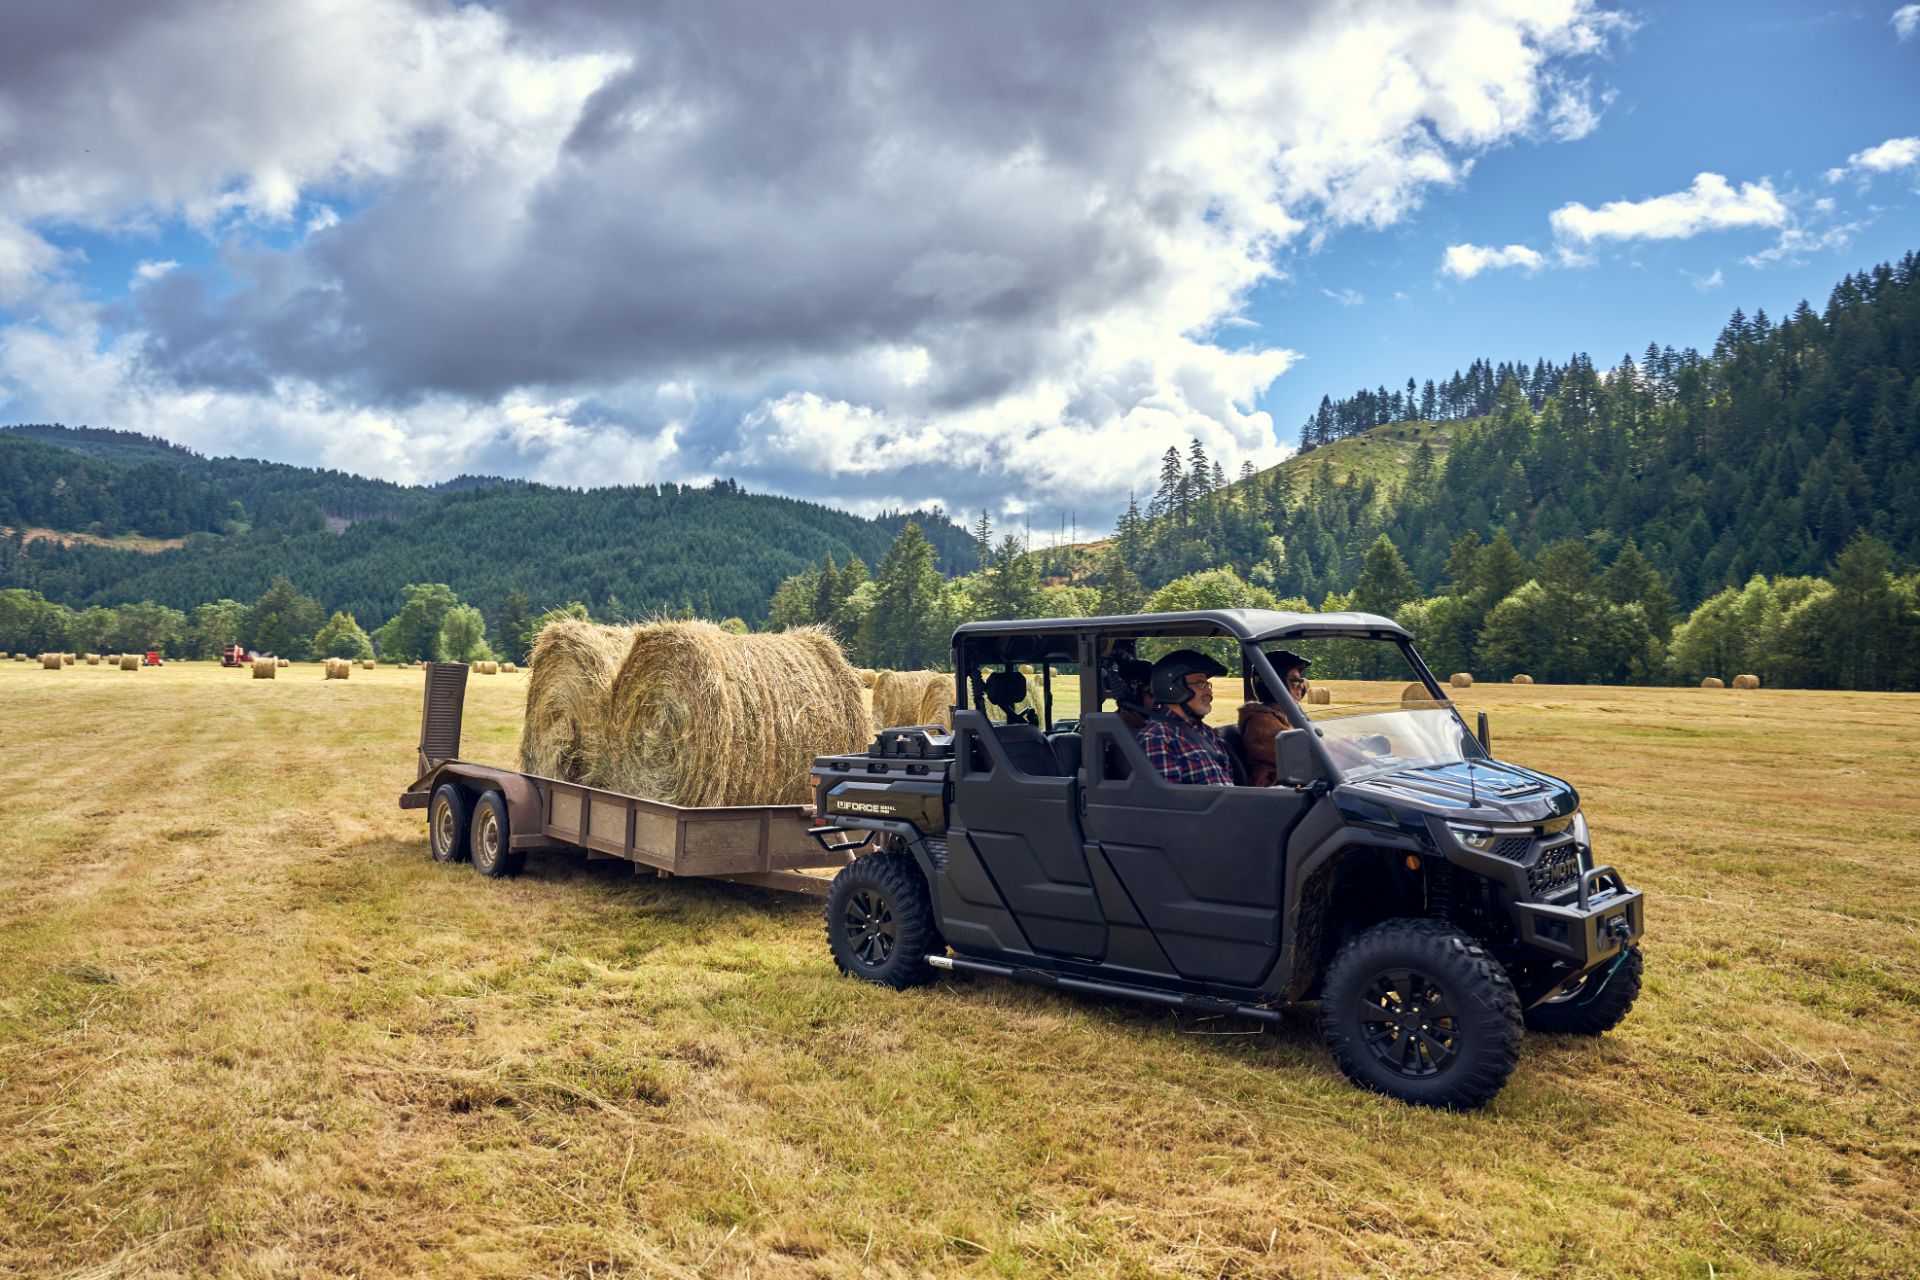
(0, 428), (975, 626)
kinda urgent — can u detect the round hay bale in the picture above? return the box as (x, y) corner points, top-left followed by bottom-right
(41, 652), (63, 669)
(857, 667), (877, 689)
(1449, 672), (1473, 689)
(1307, 686), (1331, 705)
(324, 658), (349, 680)
(1399, 682), (1435, 704)
(253, 657), (277, 679)
(481, 660), (499, 675)
(62, 653), (74, 666)
(500, 662), (518, 673)
(871, 669), (952, 731)
(604, 621), (868, 807)
(1732, 673), (1760, 690)
(85, 653), (101, 665)
(1700, 677), (1724, 689)
(360, 659), (376, 670)
(276, 657), (290, 668)
(118, 654), (141, 671)
(1511, 674), (1534, 684)
(521, 620), (640, 783)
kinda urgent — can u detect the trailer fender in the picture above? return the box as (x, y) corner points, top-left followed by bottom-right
(428, 764), (551, 852)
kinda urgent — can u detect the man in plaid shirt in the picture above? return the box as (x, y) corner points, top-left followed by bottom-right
(1137, 650), (1238, 786)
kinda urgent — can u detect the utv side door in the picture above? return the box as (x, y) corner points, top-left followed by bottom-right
(946, 709), (1108, 960)
(1077, 711), (1314, 987)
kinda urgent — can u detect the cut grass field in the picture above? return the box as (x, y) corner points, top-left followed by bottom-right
(2, 661), (1916, 1278)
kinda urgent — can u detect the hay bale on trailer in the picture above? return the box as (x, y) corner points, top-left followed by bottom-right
(85, 653), (101, 665)
(1449, 672), (1473, 688)
(521, 620), (640, 784)
(604, 621), (868, 807)
(871, 669), (952, 731)
(1701, 677), (1724, 689)
(1511, 674), (1534, 684)
(857, 667), (877, 689)
(253, 658), (277, 679)
(324, 658), (350, 679)
(1732, 673), (1761, 689)
(118, 654), (140, 671)
(40, 653), (63, 669)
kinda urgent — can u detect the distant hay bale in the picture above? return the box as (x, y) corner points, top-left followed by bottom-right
(1400, 682), (1436, 704)
(324, 658), (350, 680)
(1511, 674), (1534, 684)
(1449, 672), (1473, 689)
(871, 669), (952, 731)
(118, 654), (140, 671)
(253, 657), (276, 679)
(480, 660), (500, 674)
(604, 621), (868, 807)
(1700, 677), (1724, 689)
(521, 620), (640, 783)
(40, 653), (63, 669)
(1732, 673), (1760, 689)
(360, 659), (376, 670)
(1307, 686), (1332, 705)
(501, 662), (517, 673)
(62, 653), (74, 666)
(857, 667), (877, 689)
(85, 653), (101, 665)
(276, 657), (290, 668)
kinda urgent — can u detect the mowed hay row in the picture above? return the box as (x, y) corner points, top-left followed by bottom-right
(604, 622), (868, 807)
(1733, 673), (1761, 689)
(323, 658), (350, 680)
(521, 621), (640, 783)
(1701, 677), (1725, 689)
(253, 657), (277, 679)
(1449, 672), (1473, 688)
(871, 669), (953, 731)
(118, 655), (140, 671)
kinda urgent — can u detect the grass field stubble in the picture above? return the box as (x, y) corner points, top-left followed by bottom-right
(0, 661), (1916, 1277)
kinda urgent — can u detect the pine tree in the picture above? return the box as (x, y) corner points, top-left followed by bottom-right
(1351, 534), (1419, 616)
(862, 522), (945, 668)
(972, 510), (993, 570)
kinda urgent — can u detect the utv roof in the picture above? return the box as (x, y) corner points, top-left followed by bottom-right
(952, 608), (1410, 644)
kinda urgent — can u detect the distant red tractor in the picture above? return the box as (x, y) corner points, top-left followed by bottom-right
(144, 650), (164, 667)
(220, 644), (249, 667)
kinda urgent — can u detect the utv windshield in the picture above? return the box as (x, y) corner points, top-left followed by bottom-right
(1311, 707), (1479, 782)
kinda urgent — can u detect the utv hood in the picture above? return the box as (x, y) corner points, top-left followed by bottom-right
(1343, 758), (1579, 825)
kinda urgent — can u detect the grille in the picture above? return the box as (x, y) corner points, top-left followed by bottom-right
(1491, 835), (1532, 861)
(1529, 841), (1581, 897)
(922, 837), (949, 872)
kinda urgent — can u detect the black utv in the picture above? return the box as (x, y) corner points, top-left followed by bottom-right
(809, 610), (1644, 1109)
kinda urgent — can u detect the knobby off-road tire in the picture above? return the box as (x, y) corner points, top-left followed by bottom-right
(825, 851), (940, 989)
(1524, 945), (1643, 1035)
(470, 790), (525, 878)
(1320, 918), (1523, 1110)
(430, 783), (470, 864)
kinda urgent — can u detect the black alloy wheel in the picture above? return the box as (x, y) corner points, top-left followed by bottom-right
(1320, 918), (1523, 1110)
(824, 850), (940, 989)
(430, 783), (470, 863)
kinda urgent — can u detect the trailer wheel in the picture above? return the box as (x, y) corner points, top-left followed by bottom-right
(1319, 918), (1522, 1110)
(470, 791), (524, 878)
(1525, 945), (1642, 1035)
(825, 851), (939, 989)
(429, 783), (471, 863)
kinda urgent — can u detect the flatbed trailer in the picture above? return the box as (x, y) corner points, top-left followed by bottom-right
(397, 661), (852, 895)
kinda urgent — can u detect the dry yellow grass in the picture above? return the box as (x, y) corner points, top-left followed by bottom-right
(1, 664), (1917, 1278)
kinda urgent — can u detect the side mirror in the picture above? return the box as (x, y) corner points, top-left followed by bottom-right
(1476, 711), (1492, 754)
(1274, 728), (1320, 788)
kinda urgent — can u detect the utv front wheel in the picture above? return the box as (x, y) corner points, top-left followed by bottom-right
(1525, 946), (1642, 1035)
(1320, 918), (1523, 1110)
(825, 851), (939, 989)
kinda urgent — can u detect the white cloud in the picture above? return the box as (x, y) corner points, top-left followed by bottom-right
(0, 0), (1627, 519)
(1441, 242), (1545, 279)
(1687, 267), (1724, 292)
(1893, 5), (1920, 41)
(1549, 172), (1787, 243)
(1320, 287), (1365, 307)
(1741, 218), (1867, 268)
(1826, 135), (1920, 185)
(132, 259), (179, 284)
(0, 219), (59, 305)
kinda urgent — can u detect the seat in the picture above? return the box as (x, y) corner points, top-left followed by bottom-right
(994, 723), (1063, 777)
(1049, 731), (1083, 778)
(1218, 723), (1251, 786)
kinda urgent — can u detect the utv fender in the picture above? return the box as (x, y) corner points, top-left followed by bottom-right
(1274, 799), (1428, 1002)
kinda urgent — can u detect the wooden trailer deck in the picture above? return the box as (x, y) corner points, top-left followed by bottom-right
(398, 662), (856, 896)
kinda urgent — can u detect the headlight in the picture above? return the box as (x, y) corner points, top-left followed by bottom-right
(1447, 823), (1498, 853)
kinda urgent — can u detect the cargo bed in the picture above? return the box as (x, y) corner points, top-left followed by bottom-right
(398, 661), (851, 895)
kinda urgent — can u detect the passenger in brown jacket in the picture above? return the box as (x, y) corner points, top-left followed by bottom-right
(1237, 651), (1310, 787)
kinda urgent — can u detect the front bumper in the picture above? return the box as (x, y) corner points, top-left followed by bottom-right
(1511, 866), (1644, 968)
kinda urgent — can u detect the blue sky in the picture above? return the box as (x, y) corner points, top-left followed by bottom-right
(0, 1), (1914, 528)
(1252, 1), (1920, 443)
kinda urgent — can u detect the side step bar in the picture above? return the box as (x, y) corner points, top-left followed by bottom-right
(928, 954), (1284, 1025)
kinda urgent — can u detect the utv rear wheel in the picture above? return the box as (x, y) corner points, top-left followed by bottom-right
(1320, 918), (1522, 1110)
(825, 851), (939, 989)
(429, 783), (470, 863)
(470, 791), (524, 878)
(1525, 945), (1642, 1035)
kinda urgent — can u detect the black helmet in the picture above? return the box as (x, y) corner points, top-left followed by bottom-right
(1253, 649), (1312, 702)
(1149, 649), (1228, 706)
